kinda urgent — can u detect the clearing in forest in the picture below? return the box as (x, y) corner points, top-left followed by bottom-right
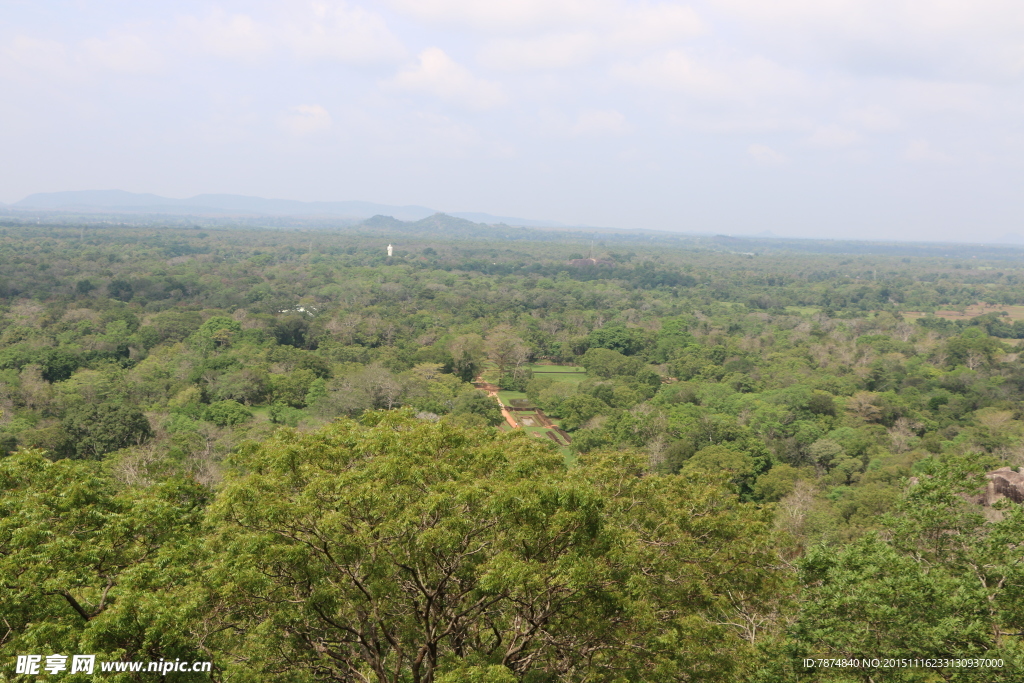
(478, 365), (580, 461)
(901, 303), (1024, 321)
(528, 364), (585, 373)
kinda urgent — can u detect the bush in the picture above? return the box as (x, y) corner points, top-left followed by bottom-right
(269, 402), (304, 427)
(498, 373), (530, 391)
(581, 347), (643, 378)
(452, 391), (503, 426)
(0, 432), (17, 456)
(204, 400), (253, 426)
(60, 403), (153, 459)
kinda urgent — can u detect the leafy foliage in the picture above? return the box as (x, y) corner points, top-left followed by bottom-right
(209, 412), (778, 682)
(2, 222), (1024, 678)
(0, 450), (210, 680)
(60, 402), (152, 459)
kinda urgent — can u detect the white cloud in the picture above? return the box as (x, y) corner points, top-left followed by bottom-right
(367, 111), (516, 160)
(284, 3), (405, 63)
(570, 109), (632, 136)
(612, 50), (724, 96)
(2, 36), (71, 76)
(707, 0), (1024, 80)
(384, 0), (604, 32)
(478, 33), (598, 71)
(611, 49), (803, 103)
(387, 48), (507, 109)
(387, 0), (704, 50)
(710, 0), (1024, 38)
(183, 10), (271, 61)
(475, 4), (705, 71)
(748, 143), (788, 165)
(83, 33), (163, 73)
(2, 32), (162, 82)
(609, 4), (705, 47)
(182, 2), (404, 64)
(844, 105), (900, 131)
(405, 112), (514, 158)
(282, 105), (333, 136)
(807, 124), (861, 148)
(904, 138), (951, 162)
(895, 82), (991, 116)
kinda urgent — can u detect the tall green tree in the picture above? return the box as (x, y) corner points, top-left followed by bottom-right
(0, 450), (210, 680)
(448, 334), (486, 382)
(60, 402), (153, 459)
(208, 411), (780, 682)
(789, 455), (1024, 681)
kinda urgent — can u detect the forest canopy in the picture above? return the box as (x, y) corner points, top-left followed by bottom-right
(2, 221), (1024, 680)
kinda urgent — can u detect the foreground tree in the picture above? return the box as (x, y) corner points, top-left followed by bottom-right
(788, 455), (1024, 682)
(0, 450), (210, 680)
(209, 411), (780, 682)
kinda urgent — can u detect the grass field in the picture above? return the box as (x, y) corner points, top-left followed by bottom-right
(537, 373), (586, 386)
(529, 365), (587, 387)
(902, 304), (1024, 322)
(496, 390), (528, 407)
(504, 405), (572, 459)
(529, 364), (585, 373)
(508, 409), (563, 429)
(483, 364), (578, 465)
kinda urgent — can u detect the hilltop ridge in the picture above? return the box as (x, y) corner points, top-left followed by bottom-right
(13, 190), (567, 227)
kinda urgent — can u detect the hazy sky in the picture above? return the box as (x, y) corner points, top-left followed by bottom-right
(3, 1), (1024, 241)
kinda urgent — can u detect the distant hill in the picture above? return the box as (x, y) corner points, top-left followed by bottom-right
(361, 215), (408, 229)
(356, 213), (528, 240)
(13, 190), (566, 227)
(448, 211), (569, 228)
(15, 190), (437, 222)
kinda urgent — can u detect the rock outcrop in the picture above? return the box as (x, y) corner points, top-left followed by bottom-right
(983, 467), (1024, 506)
(918, 467), (1024, 508)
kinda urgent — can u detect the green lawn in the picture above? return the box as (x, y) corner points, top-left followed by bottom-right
(250, 406), (275, 423)
(496, 390), (528, 407)
(529, 364), (586, 373)
(542, 374), (586, 386)
(529, 366), (587, 386)
(482, 363), (587, 392)
(545, 414), (564, 429)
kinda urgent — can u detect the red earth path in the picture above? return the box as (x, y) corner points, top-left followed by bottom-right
(474, 379), (519, 429)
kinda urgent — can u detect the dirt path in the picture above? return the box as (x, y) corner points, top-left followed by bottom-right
(475, 379), (519, 429)
(498, 407), (518, 429)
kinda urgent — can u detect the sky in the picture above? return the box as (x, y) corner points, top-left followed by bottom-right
(2, 0), (1024, 242)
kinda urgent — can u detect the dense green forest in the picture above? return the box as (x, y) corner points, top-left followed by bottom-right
(2, 219), (1024, 681)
